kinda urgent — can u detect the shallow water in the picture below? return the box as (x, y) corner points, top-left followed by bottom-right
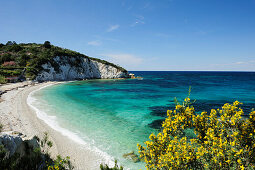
(31, 71), (255, 169)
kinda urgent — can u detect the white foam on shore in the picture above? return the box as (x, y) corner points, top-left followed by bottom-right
(27, 83), (115, 167)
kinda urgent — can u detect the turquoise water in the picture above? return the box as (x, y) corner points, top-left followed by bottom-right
(31, 71), (255, 169)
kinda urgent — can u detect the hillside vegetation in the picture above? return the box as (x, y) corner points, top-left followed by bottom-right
(0, 41), (127, 82)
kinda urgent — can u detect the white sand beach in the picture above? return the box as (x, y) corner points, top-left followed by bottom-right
(0, 82), (110, 170)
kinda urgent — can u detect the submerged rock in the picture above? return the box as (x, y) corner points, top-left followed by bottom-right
(123, 151), (140, 163)
(148, 118), (165, 130)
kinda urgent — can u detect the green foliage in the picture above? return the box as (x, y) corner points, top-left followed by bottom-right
(6, 41), (16, 46)
(40, 132), (53, 154)
(43, 41), (51, 48)
(0, 132), (73, 170)
(0, 75), (6, 84)
(8, 44), (23, 52)
(0, 124), (2, 132)
(0, 42), (127, 80)
(47, 155), (73, 170)
(16, 53), (30, 67)
(0, 69), (22, 77)
(100, 160), (123, 170)
(0, 139), (44, 170)
(138, 96), (255, 170)
(0, 53), (14, 63)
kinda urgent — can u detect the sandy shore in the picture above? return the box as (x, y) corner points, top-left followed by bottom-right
(0, 81), (110, 169)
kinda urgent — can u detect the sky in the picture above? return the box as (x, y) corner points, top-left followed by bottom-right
(0, 0), (255, 71)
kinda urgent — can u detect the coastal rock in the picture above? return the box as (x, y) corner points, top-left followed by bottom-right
(0, 131), (39, 157)
(35, 56), (129, 81)
(123, 151), (140, 163)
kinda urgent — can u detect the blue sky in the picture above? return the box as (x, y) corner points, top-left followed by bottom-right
(0, 0), (255, 71)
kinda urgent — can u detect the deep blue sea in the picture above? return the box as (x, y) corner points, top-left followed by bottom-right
(30, 71), (255, 169)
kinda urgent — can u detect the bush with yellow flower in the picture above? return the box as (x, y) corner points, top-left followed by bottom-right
(138, 96), (255, 169)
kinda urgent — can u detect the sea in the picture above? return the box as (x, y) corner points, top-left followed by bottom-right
(28, 71), (255, 169)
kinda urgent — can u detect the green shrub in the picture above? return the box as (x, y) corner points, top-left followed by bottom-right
(100, 160), (123, 170)
(0, 69), (22, 77)
(0, 75), (6, 84)
(43, 41), (51, 49)
(0, 53), (13, 64)
(138, 96), (255, 170)
(47, 155), (73, 170)
(0, 132), (73, 170)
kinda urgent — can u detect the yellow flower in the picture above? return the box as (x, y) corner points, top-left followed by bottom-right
(175, 105), (182, 110)
(184, 97), (190, 102)
(138, 98), (255, 170)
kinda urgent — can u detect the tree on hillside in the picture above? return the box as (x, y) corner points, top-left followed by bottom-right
(43, 41), (51, 48)
(6, 41), (14, 46)
(10, 44), (22, 52)
(0, 53), (12, 64)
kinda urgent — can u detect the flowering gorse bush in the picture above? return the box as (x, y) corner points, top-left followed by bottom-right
(138, 97), (255, 170)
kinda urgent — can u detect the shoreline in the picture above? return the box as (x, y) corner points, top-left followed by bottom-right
(0, 81), (113, 169)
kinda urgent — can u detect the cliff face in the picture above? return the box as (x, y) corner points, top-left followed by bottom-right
(35, 56), (129, 81)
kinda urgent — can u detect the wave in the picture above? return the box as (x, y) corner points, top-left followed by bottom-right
(27, 83), (115, 167)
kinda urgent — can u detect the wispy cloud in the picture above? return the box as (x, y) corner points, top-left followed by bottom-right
(209, 60), (255, 71)
(121, 1), (133, 11)
(211, 60), (255, 67)
(131, 15), (145, 27)
(87, 40), (101, 46)
(107, 24), (120, 32)
(142, 2), (151, 9)
(101, 53), (143, 67)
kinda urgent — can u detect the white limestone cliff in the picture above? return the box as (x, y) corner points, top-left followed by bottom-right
(0, 131), (39, 157)
(35, 56), (129, 81)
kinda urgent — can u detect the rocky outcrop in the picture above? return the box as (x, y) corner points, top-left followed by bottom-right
(123, 151), (140, 163)
(0, 131), (39, 157)
(35, 56), (129, 81)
